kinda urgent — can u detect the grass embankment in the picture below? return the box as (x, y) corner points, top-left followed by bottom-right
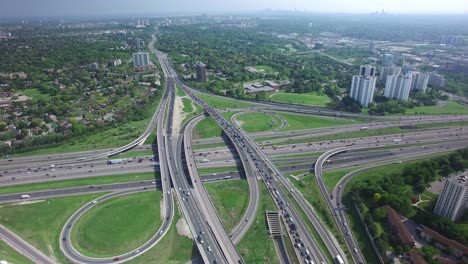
(72, 191), (162, 257)
(270, 92), (330, 107)
(0, 193), (106, 263)
(127, 207), (197, 264)
(111, 149), (154, 159)
(205, 180), (250, 232)
(410, 100), (468, 115)
(279, 112), (352, 131)
(197, 93), (252, 109)
(11, 119), (149, 158)
(237, 182), (279, 263)
(198, 166), (238, 176)
(176, 85), (187, 97)
(237, 113), (282, 133)
(0, 240), (35, 264)
(0, 172), (158, 195)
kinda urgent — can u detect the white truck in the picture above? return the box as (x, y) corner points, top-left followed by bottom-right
(107, 159), (124, 165)
(200, 159), (210, 163)
(20, 194), (30, 199)
(360, 127), (368, 130)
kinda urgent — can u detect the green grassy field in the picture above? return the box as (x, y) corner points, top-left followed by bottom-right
(182, 97), (193, 113)
(205, 180), (250, 232)
(192, 116), (223, 139)
(0, 240), (35, 264)
(20, 88), (52, 101)
(127, 208), (196, 264)
(270, 93), (330, 107)
(192, 141), (228, 150)
(0, 193), (106, 263)
(410, 100), (468, 115)
(198, 166), (238, 176)
(237, 182), (279, 263)
(237, 112), (282, 133)
(0, 172), (158, 195)
(72, 191), (162, 257)
(197, 93), (252, 109)
(279, 112), (352, 131)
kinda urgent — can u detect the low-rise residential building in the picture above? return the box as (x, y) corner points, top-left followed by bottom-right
(419, 226), (468, 259)
(386, 206), (416, 248)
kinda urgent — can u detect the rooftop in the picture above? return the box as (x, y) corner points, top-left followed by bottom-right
(421, 226), (468, 256)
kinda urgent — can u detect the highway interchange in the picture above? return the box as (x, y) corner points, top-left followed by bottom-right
(1, 33), (468, 264)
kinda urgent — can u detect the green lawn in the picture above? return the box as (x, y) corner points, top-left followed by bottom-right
(20, 88), (52, 101)
(111, 150), (154, 159)
(192, 141), (228, 150)
(205, 180), (250, 232)
(199, 166), (238, 176)
(270, 93), (330, 107)
(0, 172), (158, 195)
(127, 207), (196, 264)
(237, 113), (282, 133)
(192, 116), (223, 139)
(410, 100), (468, 115)
(0, 193), (106, 263)
(176, 85), (187, 97)
(197, 93), (252, 109)
(182, 97), (193, 113)
(0, 240), (35, 264)
(72, 191), (162, 257)
(237, 182), (279, 263)
(279, 112), (352, 131)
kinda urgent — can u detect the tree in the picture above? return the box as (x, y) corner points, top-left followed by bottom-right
(0, 121), (6, 131)
(421, 245), (438, 260)
(373, 193), (382, 203)
(372, 207), (387, 221)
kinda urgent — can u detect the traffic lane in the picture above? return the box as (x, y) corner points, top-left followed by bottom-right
(0, 158), (160, 186)
(0, 180), (160, 203)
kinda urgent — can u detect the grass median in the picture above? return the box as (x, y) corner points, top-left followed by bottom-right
(205, 179), (250, 233)
(72, 191), (162, 257)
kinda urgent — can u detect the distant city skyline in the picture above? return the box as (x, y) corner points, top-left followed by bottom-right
(2, 0), (468, 17)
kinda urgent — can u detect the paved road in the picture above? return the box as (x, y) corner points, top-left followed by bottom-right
(0, 225), (57, 264)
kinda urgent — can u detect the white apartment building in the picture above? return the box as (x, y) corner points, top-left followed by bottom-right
(434, 172), (468, 221)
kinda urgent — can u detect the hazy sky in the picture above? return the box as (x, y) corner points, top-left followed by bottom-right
(2, 0), (468, 17)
